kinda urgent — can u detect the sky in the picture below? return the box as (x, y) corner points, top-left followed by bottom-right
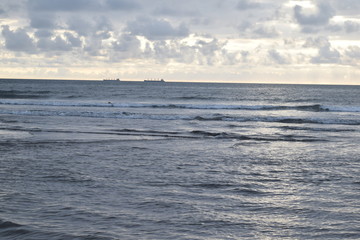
(0, 0), (359, 84)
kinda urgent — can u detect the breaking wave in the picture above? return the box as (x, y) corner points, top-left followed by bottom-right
(0, 90), (51, 99)
(1, 99), (360, 113)
(1, 109), (359, 125)
(0, 127), (325, 142)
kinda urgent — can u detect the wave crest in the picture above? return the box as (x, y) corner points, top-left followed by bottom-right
(2, 99), (359, 112)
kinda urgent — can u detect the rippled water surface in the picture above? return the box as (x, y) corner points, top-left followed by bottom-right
(1, 79), (360, 239)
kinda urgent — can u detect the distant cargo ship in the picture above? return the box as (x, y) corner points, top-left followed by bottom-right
(144, 79), (165, 82)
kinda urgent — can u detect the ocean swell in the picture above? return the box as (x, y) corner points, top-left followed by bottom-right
(1, 109), (359, 126)
(1, 99), (359, 113)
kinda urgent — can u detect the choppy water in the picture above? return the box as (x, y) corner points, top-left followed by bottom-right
(1, 79), (360, 239)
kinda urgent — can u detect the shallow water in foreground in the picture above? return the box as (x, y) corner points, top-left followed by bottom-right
(1, 79), (360, 239)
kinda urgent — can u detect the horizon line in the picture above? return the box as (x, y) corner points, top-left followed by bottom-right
(0, 77), (359, 86)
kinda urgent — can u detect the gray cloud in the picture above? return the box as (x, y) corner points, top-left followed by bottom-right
(197, 39), (222, 55)
(237, 21), (252, 32)
(64, 32), (82, 47)
(77, 16), (113, 57)
(126, 17), (189, 40)
(35, 29), (53, 38)
(152, 6), (197, 17)
(237, 22), (279, 39)
(67, 17), (94, 36)
(253, 25), (279, 38)
(151, 40), (181, 64)
(0, 1), (24, 15)
(236, 0), (262, 11)
(240, 51), (250, 62)
(105, 0), (141, 11)
(327, 24), (343, 32)
(1, 25), (36, 53)
(1, 21), (85, 55)
(294, 2), (335, 26)
(303, 36), (329, 48)
(305, 37), (341, 64)
(83, 38), (104, 56)
(67, 16), (112, 37)
(345, 46), (360, 60)
(37, 36), (72, 52)
(331, 0), (360, 15)
(112, 34), (141, 59)
(27, 0), (140, 12)
(311, 46), (340, 64)
(327, 20), (360, 34)
(1, 24), (83, 54)
(195, 38), (240, 65)
(28, 0), (99, 12)
(344, 21), (360, 33)
(29, 12), (57, 29)
(302, 36), (341, 64)
(144, 37), (239, 66)
(268, 49), (289, 64)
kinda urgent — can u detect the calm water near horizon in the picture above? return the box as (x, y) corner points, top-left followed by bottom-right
(1, 79), (359, 239)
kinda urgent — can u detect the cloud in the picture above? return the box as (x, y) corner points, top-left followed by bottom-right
(236, 0), (262, 11)
(126, 17), (189, 40)
(152, 6), (197, 17)
(35, 31), (82, 52)
(332, 0), (360, 15)
(302, 36), (341, 64)
(35, 29), (53, 38)
(237, 21), (252, 32)
(142, 36), (239, 66)
(37, 36), (72, 52)
(237, 22), (279, 39)
(0, 1), (25, 16)
(344, 21), (360, 33)
(308, 38), (340, 64)
(67, 16), (112, 37)
(66, 17), (94, 37)
(197, 39), (241, 65)
(105, 0), (141, 11)
(294, 2), (335, 26)
(1, 23), (83, 54)
(303, 36), (329, 48)
(196, 38), (228, 65)
(311, 46), (340, 64)
(1, 25), (36, 53)
(346, 46), (360, 59)
(253, 25), (279, 38)
(28, 0), (99, 12)
(29, 12), (57, 29)
(268, 49), (289, 64)
(327, 20), (360, 34)
(111, 34), (142, 60)
(27, 0), (140, 12)
(64, 32), (82, 47)
(344, 46), (360, 66)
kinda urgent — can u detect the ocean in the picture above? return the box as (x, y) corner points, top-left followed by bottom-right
(0, 79), (359, 239)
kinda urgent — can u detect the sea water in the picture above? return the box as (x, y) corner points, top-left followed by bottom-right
(0, 79), (359, 239)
